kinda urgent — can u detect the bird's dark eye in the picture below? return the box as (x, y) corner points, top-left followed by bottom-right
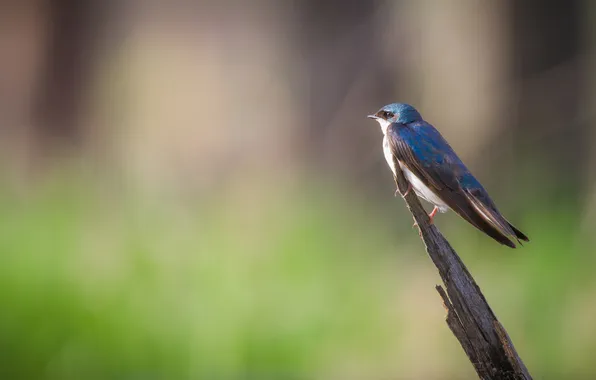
(383, 111), (394, 119)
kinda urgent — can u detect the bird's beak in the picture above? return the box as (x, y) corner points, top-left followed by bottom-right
(367, 114), (378, 119)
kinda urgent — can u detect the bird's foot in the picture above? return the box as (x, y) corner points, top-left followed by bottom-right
(396, 183), (412, 198)
(428, 206), (439, 224)
(403, 183), (412, 197)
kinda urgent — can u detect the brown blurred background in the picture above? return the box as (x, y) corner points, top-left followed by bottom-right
(0, 1), (595, 379)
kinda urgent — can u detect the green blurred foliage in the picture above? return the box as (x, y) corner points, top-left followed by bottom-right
(0, 171), (593, 380)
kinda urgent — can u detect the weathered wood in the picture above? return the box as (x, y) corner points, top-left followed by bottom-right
(392, 161), (532, 380)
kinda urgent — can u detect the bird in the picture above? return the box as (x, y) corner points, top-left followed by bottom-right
(367, 102), (529, 248)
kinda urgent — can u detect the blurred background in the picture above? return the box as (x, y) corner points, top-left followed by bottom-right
(0, 1), (595, 379)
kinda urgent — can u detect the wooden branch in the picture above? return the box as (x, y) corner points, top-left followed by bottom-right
(392, 164), (532, 380)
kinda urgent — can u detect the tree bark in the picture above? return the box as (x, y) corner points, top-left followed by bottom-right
(392, 160), (532, 380)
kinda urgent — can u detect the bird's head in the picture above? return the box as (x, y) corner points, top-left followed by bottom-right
(367, 103), (422, 133)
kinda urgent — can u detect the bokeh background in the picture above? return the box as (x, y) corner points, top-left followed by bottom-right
(1, 1), (595, 379)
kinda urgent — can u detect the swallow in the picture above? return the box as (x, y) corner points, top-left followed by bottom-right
(368, 102), (529, 248)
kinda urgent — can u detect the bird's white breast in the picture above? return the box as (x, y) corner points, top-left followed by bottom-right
(382, 136), (448, 213)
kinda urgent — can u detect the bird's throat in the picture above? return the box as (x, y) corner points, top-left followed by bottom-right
(376, 119), (391, 135)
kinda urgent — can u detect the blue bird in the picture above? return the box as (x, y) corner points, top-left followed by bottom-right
(368, 103), (529, 248)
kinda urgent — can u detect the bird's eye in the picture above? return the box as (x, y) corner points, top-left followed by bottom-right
(383, 111), (394, 119)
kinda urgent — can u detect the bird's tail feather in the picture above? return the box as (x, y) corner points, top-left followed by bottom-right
(441, 188), (531, 248)
(445, 196), (515, 247)
(458, 189), (529, 248)
(459, 209), (517, 248)
(508, 222), (529, 242)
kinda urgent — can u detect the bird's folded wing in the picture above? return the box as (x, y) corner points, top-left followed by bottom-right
(386, 123), (520, 247)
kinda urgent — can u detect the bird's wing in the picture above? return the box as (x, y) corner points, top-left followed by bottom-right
(386, 122), (525, 247)
(463, 186), (529, 243)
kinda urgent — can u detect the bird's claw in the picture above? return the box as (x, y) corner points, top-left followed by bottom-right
(428, 206), (439, 224)
(396, 183), (413, 198)
(403, 183), (412, 197)
(413, 207), (439, 229)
